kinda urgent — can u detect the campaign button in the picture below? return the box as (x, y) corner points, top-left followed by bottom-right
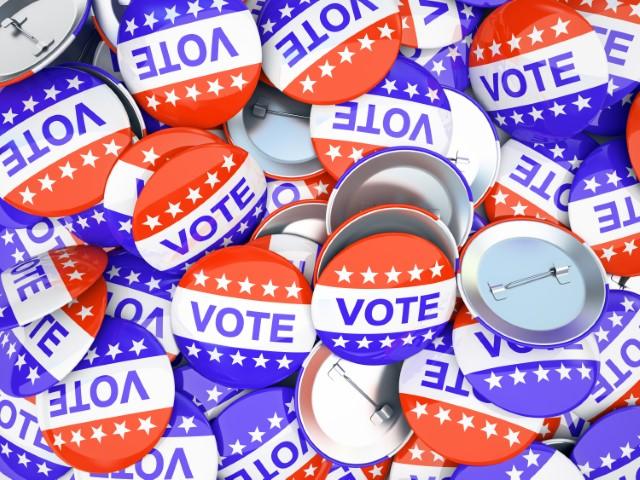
(327, 147), (474, 246)
(0, 199), (41, 230)
(388, 434), (458, 480)
(173, 364), (249, 420)
(310, 56), (453, 180)
(103, 127), (221, 256)
(444, 87), (500, 205)
(250, 233), (321, 285)
(253, 199), (329, 245)
(401, 36), (471, 92)
(132, 142), (267, 272)
(586, 91), (635, 136)
(74, 392), (218, 480)
(565, 0), (640, 107)
(568, 139), (640, 276)
(266, 171), (335, 215)
(452, 442), (585, 480)
(62, 202), (119, 248)
(0, 393), (71, 480)
(538, 412), (590, 443)
(171, 245), (315, 388)
(485, 134), (598, 227)
(327, 460), (391, 479)
(453, 306), (600, 418)
(399, 324), (544, 465)
(35, 316), (174, 472)
(313, 232), (456, 365)
(572, 406), (640, 479)
(468, 0), (609, 142)
(573, 290), (640, 421)
(0, 218), (83, 272)
(0, 278), (106, 398)
(104, 250), (181, 360)
(398, 0), (480, 49)
(458, 218), (607, 347)
(296, 343), (411, 466)
(627, 92), (640, 177)
(93, 0), (127, 52)
(225, 81), (324, 179)
(0, 246), (107, 331)
(258, 0), (401, 104)
(213, 387), (331, 480)
(0, 0), (91, 87)
(0, 66), (134, 216)
(117, 0), (262, 128)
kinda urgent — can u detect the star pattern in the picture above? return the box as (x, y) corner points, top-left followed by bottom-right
(576, 432), (640, 478)
(0, 436), (62, 479)
(105, 254), (179, 302)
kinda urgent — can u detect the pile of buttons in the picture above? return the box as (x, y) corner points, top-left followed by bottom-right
(2, 0), (640, 478)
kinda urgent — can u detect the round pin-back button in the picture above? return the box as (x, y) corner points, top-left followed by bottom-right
(627, 93), (640, 176)
(0, 393), (71, 480)
(93, 0), (128, 52)
(315, 204), (460, 287)
(103, 127), (221, 255)
(568, 139), (640, 276)
(485, 134), (598, 227)
(258, 0), (401, 104)
(173, 364), (249, 420)
(252, 199), (329, 245)
(453, 306), (600, 418)
(74, 391), (218, 480)
(104, 250), (180, 360)
(117, 0), (262, 128)
(132, 142), (267, 272)
(400, 36), (471, 92)
(296, 343), (411, 466)
(586, 91), (635, 136)
(266, 171), (335, 215)
(310, 56), (452, 180)
(398, 0), (480, 49)
(0, 0), (91, 86)
(565, 0), (640, 107)
(171, 245), (315, 388)
(0, 66), (134, 216)
(62, 202), (119, 248)
(213, 387), (331, 479)
(444, 86), (499, 205)
(572, 406), (640, 479)
(0, 199), (41, 230)
(0, 278), (106, 397)
(327, 460), (391, 480)
(327, 147), (473, 246)
(452, 442), (585, 480)
(388, 434), (458, 480)
(226, 81), (323, 179)
(573, 289), (640, 421)
(250, 233), (321, 285)
(399, 324), (544, 465)
(468, 0), (609, 142)
(35, 316), (174, 473)
(0, 246), (107, 331)
(0, 217), (82, 272)
(63, 63), (146, 140)
(458, 218), (607, 347)
(313, 232), (456, 365)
